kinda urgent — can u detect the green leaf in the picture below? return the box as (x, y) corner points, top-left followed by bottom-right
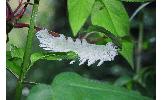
(30, 52), (77, 64)
(37, 0), (55, 29)
(68, 0), (95, 36)
(8, 28), (28, 48)
(119, 39), (134, 68)
(6, 60), (21, 78)
(6, 47), (23, 78)
(91, 0), (129, 37)
(121, 0), (152, 2)
(114, 75), (132, 86)
(10, 46), (24, 59)
(28, 51), (77, 74)
(27, 72), (152, 100)
(27, 84), (54, 100)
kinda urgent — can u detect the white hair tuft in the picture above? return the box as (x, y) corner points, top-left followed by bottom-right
(36, 29), (118, 66)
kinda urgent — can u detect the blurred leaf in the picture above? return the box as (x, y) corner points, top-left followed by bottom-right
(91, 0), (129, 37)
(27, 84), (53, 100)
(10, 46), (24, 59)
(114, 75), (132, 86)
(68, 0), (95, 36)
(110, 65), (128, 76)
(27, 72), (152, 100)
(119, 40), (134, 68)
(8, 0), (19, 10)
(6, 47), (24, 78)
(133, 67), (155, 87)
(8, 28), (28, 48)
(37, 0), (55, 29)
(142, 41), (149, 50)
(6, 60), (21, 79)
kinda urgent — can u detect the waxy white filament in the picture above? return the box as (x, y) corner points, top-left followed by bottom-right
(36, 29), (118, 66)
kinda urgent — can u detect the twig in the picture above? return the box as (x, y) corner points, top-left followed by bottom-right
(82, 31), (98, 39)
(136, 14), (144, 73)
(129, 2), (151, 21)
(14, 0), (40, 100)
(15, 0), (31, 19)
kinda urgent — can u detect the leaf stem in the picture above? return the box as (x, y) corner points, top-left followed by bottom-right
(14, 0), (40, 100)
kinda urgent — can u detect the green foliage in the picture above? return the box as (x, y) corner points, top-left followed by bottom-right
(10, 46), (24, 59)
(114, 75), (132, 87)
(119, 39), (134, 68)
(91, 0), (129, 37)
(133, 67), (155, 87)
(6, 60), (21, 79)
(30, 52), (77, 67)
(14, 1), (40, 100)
(27, 72), (152, 100)
(6, 0), (155, 99)
(27, 84), (53, 100)
(8, 28), (28, 48)
(6, 45), (78, 78)
(68, 0), (95, 36)
(6, 46), (24, 78)
(68, 0), (129, 37)
(37, 0), (55, 29)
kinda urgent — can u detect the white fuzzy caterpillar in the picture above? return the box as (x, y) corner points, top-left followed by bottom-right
(36, 29), (118, 66)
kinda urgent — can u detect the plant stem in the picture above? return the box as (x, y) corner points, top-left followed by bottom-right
(136, 15), (144, 73)
(129, 2), (151, 21)
(15, 81), (23, 100)
(14, 0), (40, 100)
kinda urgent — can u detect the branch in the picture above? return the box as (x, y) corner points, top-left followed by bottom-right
(129, 2), (151, 21)
(14, 0), (40, 100)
